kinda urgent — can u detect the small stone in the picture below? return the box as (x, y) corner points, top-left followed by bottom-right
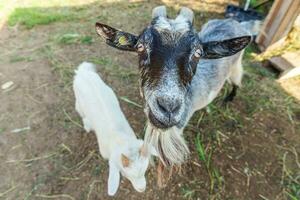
(1, 81), (14, 90)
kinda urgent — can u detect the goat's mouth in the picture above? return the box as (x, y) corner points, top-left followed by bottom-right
(148, 109), (175, 129)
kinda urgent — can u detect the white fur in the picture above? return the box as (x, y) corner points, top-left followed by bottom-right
(144, 124), (189, 166)
(73, 62), (153, 196)
(153, 7), (192, 35)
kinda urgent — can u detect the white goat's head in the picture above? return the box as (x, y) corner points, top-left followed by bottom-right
(108, 139), (155, 196)
(95, 6), (250, 130)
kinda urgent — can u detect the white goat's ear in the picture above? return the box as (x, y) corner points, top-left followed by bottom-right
(108, 160), (120, 196)
(121, 154), (130, 167)
(95, 22), (138, 52)
(201, 36), (252, 59)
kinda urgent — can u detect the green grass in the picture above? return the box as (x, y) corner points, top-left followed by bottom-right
(58, 33), (93, 45)
(195, 133), (224, 194)
(41, 44), (74, 88)
(196, 133), (206, 162)
(9, 56), (33, 63)
(89, 57), (138, 78)
(0, 128), (5, 134)
(8, 7), (75, 28)
(180, 186), (195, 199)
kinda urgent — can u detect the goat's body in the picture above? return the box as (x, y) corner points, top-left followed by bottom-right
(187, 19), (248, 121)
(74, 62), (136, 159)
(190, 53), (242, 112)
(145, 18), (253, 166)
(74, 62), (151, 195)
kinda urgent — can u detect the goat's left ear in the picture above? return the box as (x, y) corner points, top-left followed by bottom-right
(201, 36), (252, 59)
(95, 22), (138, 51)
(108, 159), (120, 196)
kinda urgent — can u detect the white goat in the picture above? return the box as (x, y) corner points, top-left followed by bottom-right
(73, 62), (153, 196)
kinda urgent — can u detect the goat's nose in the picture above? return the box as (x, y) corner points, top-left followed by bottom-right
(156, 97), (181, 115)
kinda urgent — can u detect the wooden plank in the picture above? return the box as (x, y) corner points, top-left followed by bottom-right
(271, 1), (300, 44)
(256, 0), (283, 49)
(256, 0), (300, 50)
(269, 51), (300, 74)
(270, 56), (294, 72)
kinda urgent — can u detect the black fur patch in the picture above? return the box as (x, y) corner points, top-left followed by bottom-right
(138, 27), (197, 88)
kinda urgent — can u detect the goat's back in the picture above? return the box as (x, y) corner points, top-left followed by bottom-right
(73, 62), (135, 139)
(198, 19), (250, 42)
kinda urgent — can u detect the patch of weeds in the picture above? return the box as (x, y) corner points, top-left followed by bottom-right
(41, 44), (74, 87)
(9, 56), (33, 63)
(0, 128), (5, 134)
(89, 57), (138, 78)
(92, 165), (101, 177)
(244, 64), (276, 79)
(285, 180), (300, 200)
(58, 33), (93, 45)
(281, 151), (300, 200)
(180, 186), (195, 199)
(80, 36), (93, 45)
(8, 7), (75, 29)
(244, 44), (259, 60)
(90, 57), (112, 66)
(202, 99), (243, 130)
(195, 133), (224, 194)
(195, 134), (207, 163)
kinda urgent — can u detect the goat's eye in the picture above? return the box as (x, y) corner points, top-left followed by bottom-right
(137, 44), (145, 53)
(194, 49), (201, 58)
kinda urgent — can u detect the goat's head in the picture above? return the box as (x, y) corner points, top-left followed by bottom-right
(96, 6), (251, 130)
(108, 140), (155, 195)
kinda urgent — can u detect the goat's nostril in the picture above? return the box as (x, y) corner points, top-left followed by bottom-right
(172, 104), (181, 113)
(157, 99), (168, 113)
(156, 98), (181, 115)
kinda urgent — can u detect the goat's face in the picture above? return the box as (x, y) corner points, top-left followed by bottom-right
(95, 8), (251, 129)
(118, 140), (151, 192)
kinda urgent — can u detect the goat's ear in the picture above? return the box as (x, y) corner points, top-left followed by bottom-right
(95, 22), (138, 51)
(108, 160), (120, 196)
(121, 154), (130, 167)
(201, 36), (251, 59)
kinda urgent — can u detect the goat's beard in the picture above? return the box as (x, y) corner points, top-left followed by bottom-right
(144, 121), (190, 166)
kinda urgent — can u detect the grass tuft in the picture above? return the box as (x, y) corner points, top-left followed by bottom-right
(8, 7), (75, 28)
(180, 186), (195, 199)
(196, 133), (206, 162)
(58, 33), (93, 45)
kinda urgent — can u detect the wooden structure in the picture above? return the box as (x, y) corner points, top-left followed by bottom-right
(256, 0), (300, 78)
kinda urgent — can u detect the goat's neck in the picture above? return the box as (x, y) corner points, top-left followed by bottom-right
(108, 127), (137, 151)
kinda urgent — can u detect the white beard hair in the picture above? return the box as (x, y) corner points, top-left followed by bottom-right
(144, 122), (190, 166)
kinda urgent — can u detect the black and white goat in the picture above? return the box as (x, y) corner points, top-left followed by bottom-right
(95, 6), (254, 166)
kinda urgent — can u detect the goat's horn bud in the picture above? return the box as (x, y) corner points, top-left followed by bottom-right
(152, 6), (167, 19)
(178, 7), (194, 23)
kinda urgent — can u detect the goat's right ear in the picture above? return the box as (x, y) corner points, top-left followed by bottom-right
(200, 36), (252, 59)
(95, 22), (138, 51)
(108, 160), (120, 196)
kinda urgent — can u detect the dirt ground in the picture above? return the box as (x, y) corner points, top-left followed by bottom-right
(0, 0), (299, 200)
